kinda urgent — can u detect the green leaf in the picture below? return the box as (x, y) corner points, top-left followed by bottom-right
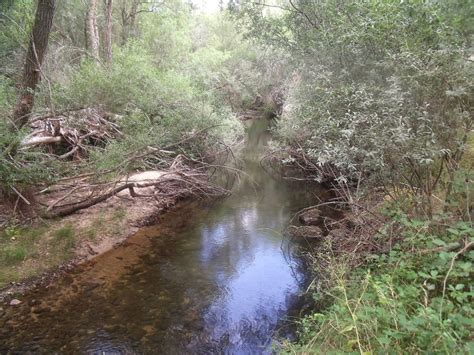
(432, 238), (447, 246)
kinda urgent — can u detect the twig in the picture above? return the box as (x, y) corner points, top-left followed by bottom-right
(439, 240), (474, 319)
(11, 186), (31, 205)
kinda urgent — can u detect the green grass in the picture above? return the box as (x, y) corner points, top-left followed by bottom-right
(25, 225), (48, 241)
(53, 224), (76, 253)
(0, 269), (20, 288)
(85, 213), (109, 240)
(1, 245), (27, 265)
(112, 207), (126, 220)
(0, 224), (46, 267)
(54, 225), (74, 240)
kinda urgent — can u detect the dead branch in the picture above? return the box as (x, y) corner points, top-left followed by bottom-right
(20, 107), (121, 159)
(40, 166), (229, 219)
(21, 135), (63, 146)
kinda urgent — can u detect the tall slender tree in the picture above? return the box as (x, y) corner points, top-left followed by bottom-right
(13, 0), (56, 129)
(121, 0), (140, 44)
(86, 0), (100, 62)
(104, 0), (113, 64)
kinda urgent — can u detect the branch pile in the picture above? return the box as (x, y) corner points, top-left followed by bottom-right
(21, 107), (121, 159)
(261, 147), (348, 184)
(36, 152), (232, 218)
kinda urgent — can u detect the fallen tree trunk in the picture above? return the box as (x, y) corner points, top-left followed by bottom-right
(40, 169), (228, 218)
(41, 180), (155, 218)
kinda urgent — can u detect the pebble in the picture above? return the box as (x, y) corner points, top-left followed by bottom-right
(28, 299), (38, 307)
(9, 299), (21, 306)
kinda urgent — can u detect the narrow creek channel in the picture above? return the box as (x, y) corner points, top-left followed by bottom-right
(0, 118), (330, 354)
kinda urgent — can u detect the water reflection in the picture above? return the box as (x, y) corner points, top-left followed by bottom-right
(0, 118), (324, 354)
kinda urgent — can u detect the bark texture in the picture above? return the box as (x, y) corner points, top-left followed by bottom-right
(104, 0), (113, 63)
(87, 0), (100, 61)
(13, 0), (56, 129)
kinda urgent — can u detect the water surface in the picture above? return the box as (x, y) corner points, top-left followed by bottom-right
(0, 118), (328, 354)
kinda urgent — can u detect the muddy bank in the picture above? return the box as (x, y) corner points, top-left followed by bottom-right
(0, 188), (186, 302)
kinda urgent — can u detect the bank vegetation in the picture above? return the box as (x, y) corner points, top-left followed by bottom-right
(0, 0), (473, 353)
(236, 1), (473, 353)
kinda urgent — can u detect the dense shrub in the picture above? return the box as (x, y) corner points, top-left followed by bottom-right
(240, 0), (473, 194)
(285, 215), (474, 354)
(237, 1), (473, 352)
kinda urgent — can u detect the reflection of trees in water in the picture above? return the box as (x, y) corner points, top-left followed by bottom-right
(1, 118), (326, 353)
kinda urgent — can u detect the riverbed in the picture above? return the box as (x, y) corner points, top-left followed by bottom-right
(0, 118), (328, 353)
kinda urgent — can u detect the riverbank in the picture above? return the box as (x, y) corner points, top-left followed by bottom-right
(0, 184), (184, 302)
(0, 116), (330, 353)
(283, 179), (473, 353)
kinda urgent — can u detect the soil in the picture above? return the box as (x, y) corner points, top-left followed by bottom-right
(0, 183), (184, 302)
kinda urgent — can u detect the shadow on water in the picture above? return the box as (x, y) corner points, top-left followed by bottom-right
(0, 118), (329, 354)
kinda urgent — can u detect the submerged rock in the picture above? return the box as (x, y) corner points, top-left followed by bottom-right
(287, 226), (324, 240)
(298, 209), (321, 226)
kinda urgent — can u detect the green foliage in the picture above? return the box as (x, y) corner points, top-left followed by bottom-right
(3, 2), (261, 195)
(240, 0), (474, 191)
(187, 14), (284, 111)
(0, 75), (14, 116)
(140, 2), (192, 69)
(0, 0), (35, 76)
(286, 215), (474, 354)
(235, 4), (474, 350)
(49, 43), (175, 112)
(0, 122), (59, 192)
(35, 17), (245, 172)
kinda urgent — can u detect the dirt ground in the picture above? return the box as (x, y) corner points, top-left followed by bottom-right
(0, 186), (180, 301)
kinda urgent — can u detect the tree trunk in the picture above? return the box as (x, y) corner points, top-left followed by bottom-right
(121, 0), (139, 44)
(13, 0), (55, 130)
(104, 0), (113, 64)
(86, 0), (100, 61)
(84, 15), (89, 50)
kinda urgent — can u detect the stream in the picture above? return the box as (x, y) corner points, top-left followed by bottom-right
(0, 118), (330, 354)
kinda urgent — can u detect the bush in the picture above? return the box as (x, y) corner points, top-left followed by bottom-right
(0, 121), (59, 194)
(286, 215), (474, 354)
(35, 38), (243, 172)
(239, 1), (473, 208)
